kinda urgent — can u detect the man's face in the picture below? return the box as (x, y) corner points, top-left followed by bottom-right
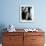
(24, 7), (28, 12)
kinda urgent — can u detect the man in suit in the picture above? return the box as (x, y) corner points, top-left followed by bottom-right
(21, 7), (32, 20)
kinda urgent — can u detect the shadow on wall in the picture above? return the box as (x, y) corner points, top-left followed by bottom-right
(0, 24), (7, 43)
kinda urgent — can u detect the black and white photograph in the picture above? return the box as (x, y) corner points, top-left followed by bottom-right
(20, 5), (34, 22)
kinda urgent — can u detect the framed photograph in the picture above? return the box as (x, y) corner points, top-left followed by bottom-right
(20, 5), (34, 22)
